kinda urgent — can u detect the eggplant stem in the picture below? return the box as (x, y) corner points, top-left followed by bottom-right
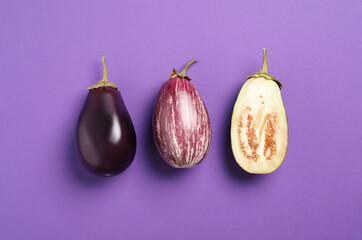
(180, 59), (196, 77)
(260, 48), (268, 74)
(101, 54), (108, 82)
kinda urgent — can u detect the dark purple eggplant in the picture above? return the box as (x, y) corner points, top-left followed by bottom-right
(76, 55), (136, 177)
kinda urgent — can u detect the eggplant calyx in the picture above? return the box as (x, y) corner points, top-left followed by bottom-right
(247, 73), (283, 89)
(170, 59), (196, 81)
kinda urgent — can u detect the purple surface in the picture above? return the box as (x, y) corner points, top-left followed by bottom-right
(0, 0), (361, 239)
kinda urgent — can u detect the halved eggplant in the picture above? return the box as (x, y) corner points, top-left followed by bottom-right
(231, 49), (288, 174)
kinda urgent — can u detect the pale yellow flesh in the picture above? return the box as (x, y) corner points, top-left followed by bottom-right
(231, 77), (288, 174)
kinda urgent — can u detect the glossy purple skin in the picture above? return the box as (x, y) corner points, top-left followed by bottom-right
(77, 87), (136, 176)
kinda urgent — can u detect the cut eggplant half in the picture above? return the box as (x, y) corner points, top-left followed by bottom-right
(231, 49), (288, 174)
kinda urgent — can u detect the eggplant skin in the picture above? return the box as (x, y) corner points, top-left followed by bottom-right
(153, 77), (211, 168)
(77, 87), (137, 176)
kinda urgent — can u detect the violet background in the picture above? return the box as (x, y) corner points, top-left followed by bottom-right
(0, 0), (361, 239)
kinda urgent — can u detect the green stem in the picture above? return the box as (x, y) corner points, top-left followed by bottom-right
(260, 48), (268, 74)
(101, 54), (108, 81)
(180, 59), (196, 77)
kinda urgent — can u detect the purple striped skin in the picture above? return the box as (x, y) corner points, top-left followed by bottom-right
(153, 77), (211, 168)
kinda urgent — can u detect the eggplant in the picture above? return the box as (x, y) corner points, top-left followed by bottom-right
(77, 55), (136, 176)
(231, 49), (288, 174)
(153, 59), (211, 168)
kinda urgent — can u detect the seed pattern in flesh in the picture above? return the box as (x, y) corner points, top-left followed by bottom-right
(263, 113), (278, 160)
(238, 106), (278, 162)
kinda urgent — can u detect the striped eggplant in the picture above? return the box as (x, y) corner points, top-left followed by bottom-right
(153, 60), (211, 168)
